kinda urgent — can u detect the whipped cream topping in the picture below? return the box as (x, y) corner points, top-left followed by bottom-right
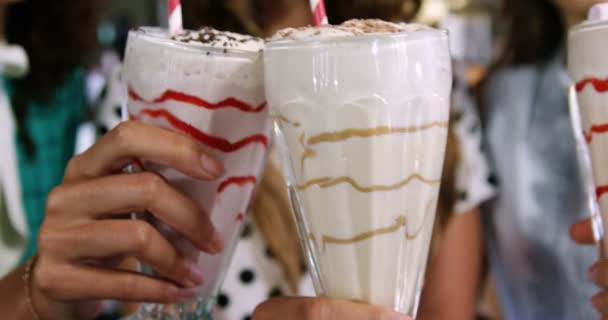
(270, 19), (431, 41)
(172, 27), (264, 51)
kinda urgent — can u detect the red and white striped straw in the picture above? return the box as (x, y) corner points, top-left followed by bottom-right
(168, 0), (183, 36)
(309, 0), (328, 26)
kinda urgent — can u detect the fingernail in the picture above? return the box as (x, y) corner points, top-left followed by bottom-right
(206, 232), (224, 254)
(187, 263), (204, 285)
(200, 155), (223, 178)
(177, 288), (198, 300)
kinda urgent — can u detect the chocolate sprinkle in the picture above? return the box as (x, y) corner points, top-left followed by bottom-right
(172, 27), (263, 51)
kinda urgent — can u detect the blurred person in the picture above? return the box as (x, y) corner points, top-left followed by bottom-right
(0, 0), (99, 274)
(480, 0), (607, 319)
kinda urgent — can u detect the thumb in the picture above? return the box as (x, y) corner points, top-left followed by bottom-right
(253, 297), (411, 320)
(570, 218), (596, 245)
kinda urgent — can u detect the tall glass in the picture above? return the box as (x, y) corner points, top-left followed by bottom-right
(123, 27), (271, 319)
(264, 27), (452, 317)
(568, 5), (608, 256)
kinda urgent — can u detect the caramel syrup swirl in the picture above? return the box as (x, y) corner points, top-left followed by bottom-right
(307, 201), (433, 248)
(296, 174), (440, 192)
(405, 201), (433, 240)
(299, 133), (316, 173)
(307, 122), (449, 145)
(274, 115), (301, 127)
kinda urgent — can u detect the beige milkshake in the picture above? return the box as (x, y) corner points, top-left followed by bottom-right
(265, 20), (452, 316)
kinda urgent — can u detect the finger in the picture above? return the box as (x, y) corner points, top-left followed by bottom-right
(34, 259), (198, 303)
(592, 291), (608, 317)
(590, 259), (608, 290)
(40, 220), (203, 288)
(64, 121), (223, 183)
(252, 297), (410, 320)
(571, 219), (596, 244)
(45, 172), (223, 253)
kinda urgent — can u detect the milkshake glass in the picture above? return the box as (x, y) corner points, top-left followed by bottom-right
(264, 20), (452, 317)
(568, 4), (608, 255)
(123, 27), (270, 319)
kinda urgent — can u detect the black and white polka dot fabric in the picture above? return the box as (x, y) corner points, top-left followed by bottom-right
(211, 220), (310, 320)
(451, 88), (496, 214)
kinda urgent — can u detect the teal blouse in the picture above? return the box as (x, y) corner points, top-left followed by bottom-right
(5, 70), (87, 261)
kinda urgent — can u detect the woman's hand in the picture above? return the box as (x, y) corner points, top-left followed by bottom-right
(571, 218), (606, 316)
(31, 121), (224, 319)
(252, 297), (411, 320)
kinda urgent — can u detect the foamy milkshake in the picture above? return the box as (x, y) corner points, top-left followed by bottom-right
(265, 20), (452, 316)
(123, 27), (270, 319)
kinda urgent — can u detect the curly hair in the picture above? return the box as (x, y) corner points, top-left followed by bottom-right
(7, 0), (100, 156)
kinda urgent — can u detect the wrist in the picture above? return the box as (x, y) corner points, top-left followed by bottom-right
(25, 255), (48, 320)
(28, 257), (102, 320)
(26, 256), (65, 320)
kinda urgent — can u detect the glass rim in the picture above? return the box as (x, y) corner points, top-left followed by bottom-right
(265, 28), (448, 51)
(569, 19), (608, 36)
(129, 27), (262, 59)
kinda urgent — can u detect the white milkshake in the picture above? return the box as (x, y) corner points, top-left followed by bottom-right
(265, 20), (452, 316)
(123, 27), (270, 319)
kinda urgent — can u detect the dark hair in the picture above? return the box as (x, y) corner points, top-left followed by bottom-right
(182, 0), (296, 37)
(476, 0), (565, 121)
(495, 0), (565, 66)
(7, 0), (100, 156)
(326, 0), (422, 24)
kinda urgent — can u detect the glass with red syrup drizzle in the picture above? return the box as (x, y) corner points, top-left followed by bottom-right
(123, 27), (269, 320)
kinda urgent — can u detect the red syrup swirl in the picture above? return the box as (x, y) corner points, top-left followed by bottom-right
(217, 176), (257, 193)
(129, 87), (267, 229)
(128, 86), (267, 113)
(576, 78), (608, 93)
(131, 108), (268, 152)
(597, 185), (608, 200)
(583, 124), (608, 143)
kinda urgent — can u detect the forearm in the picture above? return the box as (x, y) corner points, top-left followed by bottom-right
(418, 209), (483, 320)
(0, 263), (37, 319)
